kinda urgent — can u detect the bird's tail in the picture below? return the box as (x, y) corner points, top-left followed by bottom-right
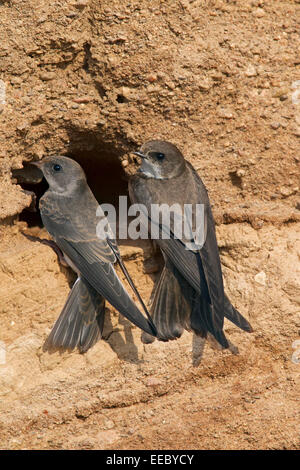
(146, 262), (190, 341)
(142, 260), (229, 348)
(143, 260), (253, 349)
(43, 277), (105, 353)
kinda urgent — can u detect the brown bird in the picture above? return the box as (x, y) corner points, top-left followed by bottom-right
(33, 155), (157, 353)
(129, 140), (253, 349)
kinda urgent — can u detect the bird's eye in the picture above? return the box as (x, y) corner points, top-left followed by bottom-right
(149, 151), (165, 161)
(53, 164), (62, 172)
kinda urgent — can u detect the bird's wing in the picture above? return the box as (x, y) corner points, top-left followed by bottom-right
(129, 168), (225, 332)
(39, 192), (118, 264)
(43, 277), (105, 353)
(129, 167), (252, 338)
(40, 193), (157, 337)
(185, 162), (225, 329)
(56, 238), (156, 336)
(157, 236), (224, 332)
(156, 176), (252, 335)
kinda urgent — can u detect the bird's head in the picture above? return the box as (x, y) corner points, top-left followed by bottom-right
(133, 140), (186, 180)
(32, 155), (87, 195)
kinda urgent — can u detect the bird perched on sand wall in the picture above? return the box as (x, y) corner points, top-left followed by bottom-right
(32, 155), (157, 353)
(129, 140), (253, 349)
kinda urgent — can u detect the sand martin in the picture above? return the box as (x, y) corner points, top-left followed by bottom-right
(129, 140), (253, 349)
(32, 156), (157, 353)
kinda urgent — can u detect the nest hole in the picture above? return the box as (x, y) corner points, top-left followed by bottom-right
(15, 145), (129, 229)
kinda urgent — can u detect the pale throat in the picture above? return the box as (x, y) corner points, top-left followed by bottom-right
(139, 159), (165, 179)
(139, 159), (185, 180)
(47, 177), (84, 196)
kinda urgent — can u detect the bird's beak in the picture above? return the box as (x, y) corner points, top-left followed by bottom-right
(133, 151), (147, 159)
(29, 161), (44, 179)
(30, 160), (43, 168)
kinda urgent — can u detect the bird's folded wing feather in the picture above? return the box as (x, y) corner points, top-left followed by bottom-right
(130, 166), (225, 331)
(186, 163), (225, 328)
(57, 238), (156, 335)
(40, 193), (156, 336)
(39, 192), (119, 263)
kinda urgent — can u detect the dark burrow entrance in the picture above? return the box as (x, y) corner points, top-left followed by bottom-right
(13, 137), (163, 279)
(15, 146), (129, 229)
